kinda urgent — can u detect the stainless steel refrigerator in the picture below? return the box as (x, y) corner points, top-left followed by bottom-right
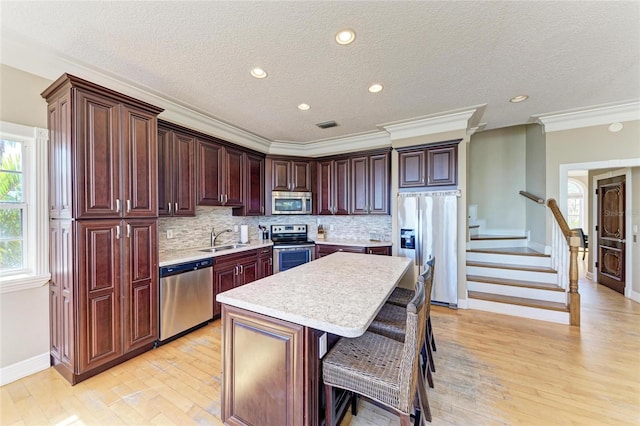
(397, 191), (459, 307)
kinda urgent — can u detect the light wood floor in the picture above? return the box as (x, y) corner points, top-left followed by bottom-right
(3, 265), (639, 425)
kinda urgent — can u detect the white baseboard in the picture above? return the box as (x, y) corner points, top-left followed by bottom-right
(586, 271), (594, 281)
(457, 298), (469, 309)
(630, 289), (640, 304)
(0, 352), (50, 386)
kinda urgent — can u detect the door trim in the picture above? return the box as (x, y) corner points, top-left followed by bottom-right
(559, 158), (638, 302)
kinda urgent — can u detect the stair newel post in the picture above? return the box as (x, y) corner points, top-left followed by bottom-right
(568, 233), (581, 326)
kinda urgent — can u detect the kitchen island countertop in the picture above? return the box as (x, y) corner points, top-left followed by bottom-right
(314, 238), (392, 247)
(217, 252), (411, 337)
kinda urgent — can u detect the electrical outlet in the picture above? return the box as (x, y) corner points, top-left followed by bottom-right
(233, 225), (239, 232)
(166, 230), (173, 239)
(330, 224), (334, 231)
(318, 333), (327, 359)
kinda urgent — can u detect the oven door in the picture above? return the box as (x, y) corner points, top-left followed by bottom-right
(273, 244), (315, 273)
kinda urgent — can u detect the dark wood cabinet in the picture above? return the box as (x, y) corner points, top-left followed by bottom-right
(237, 153), (265, 216)
(158, 123), (195, 216)
(398, 141), (460, 189)
(317, 158), (349, 215)
(269, 157), (312, 192)
(43, 74), (162, 384)
(213, 249), (261, 316)
(258, 247), (273, 278)
(316, 243), (391, 258)
(196, 138), (245, 207)
(350, 152), (390, 215)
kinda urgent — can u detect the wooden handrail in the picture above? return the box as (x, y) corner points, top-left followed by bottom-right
(546, 198), (580, 326)
(546, 198), (572, 240)
(519, 190), (545, 204)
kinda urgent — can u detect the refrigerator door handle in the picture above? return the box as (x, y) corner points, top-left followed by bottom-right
(416, 198), (421, 268)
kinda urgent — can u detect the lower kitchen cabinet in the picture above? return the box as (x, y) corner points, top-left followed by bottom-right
(316, 243), (391, 258)
(258, 247), (273, 278)
(214, 248), (266, 316)
(49, 218), (158, 384)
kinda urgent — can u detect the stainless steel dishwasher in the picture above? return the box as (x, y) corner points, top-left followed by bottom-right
(159, 258), (213, 343)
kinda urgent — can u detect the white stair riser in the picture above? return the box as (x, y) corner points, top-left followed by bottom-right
(466, 252), (551, 268)
(467, 281), (566, 303)
(466, 266), (557, 284)
(468, 298), (569, 324)
(469, 239), (527, 249)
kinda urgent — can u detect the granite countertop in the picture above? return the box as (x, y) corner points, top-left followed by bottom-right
(314, 238), (392, 247)
(159, 240), (273, 267)
(216, 252), (411, 337)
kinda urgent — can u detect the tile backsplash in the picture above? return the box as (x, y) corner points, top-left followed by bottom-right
(159, 206), (392, 252)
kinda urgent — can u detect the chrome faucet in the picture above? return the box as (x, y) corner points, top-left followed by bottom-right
(211, 227), (233, 246)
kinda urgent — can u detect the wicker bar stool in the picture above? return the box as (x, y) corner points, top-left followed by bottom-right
(369, 259), (436, 388)
(323, 278), (430, 426)
(387, 258), (437, 358)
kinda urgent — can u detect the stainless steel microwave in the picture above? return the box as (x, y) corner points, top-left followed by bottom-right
(271, 191), (312, 215)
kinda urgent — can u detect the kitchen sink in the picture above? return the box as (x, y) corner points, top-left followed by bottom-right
(199, 243), (250, 253)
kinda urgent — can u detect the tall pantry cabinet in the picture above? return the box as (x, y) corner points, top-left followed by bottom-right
(43, 74), (164, 384)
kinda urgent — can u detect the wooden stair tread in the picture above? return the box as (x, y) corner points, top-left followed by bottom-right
(466, 261), (556, 273)
(468, 291), (569, 312)
(466, 275), (564, 292)
(470, 234), (527, 241)
(467, 247), (549, 257)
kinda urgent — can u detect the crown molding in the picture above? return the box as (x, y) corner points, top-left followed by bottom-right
(270, 131), (391, 157)
(379, 106), (483, 141)
(535, 101), (640, 133)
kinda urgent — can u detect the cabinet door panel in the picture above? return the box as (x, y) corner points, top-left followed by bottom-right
(172, 132), (196, 215)
(224, 147), (244, 206)
(291, 161), (311, 192)
(75, 90), (121, 218)
(76, 220), (122, 372)
(122, 105), (157, 217)
(272, 160), (291, 191)
(214, 263), (237, 316)
(427, 145), (457, 186)
(399, 150), (426, 188)
(350, 156), (368, 215)
(60, 221), (74, 368)
(369, 153), (390, 214)
(317, 160), (333, 215)
(334, 159), (350, 215)
(123, 220), (158, 353)
(197, 139), (223, 206)
(239, 259), (259, 286)
(48, 94), (73, 219)
(244, 154), (264, 215)
(157, 127), (172, 216)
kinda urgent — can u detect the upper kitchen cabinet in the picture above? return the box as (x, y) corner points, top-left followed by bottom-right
(397, 140), (460, 189)
(158, 122), (196, 217)
(269, 157), (313, 192)
(317, 158), (349, 215)
(233, 152), (265, 216)
(350, 151), (390, 215)
(43, 74), (163, 219)
(196, 137), (245, 208)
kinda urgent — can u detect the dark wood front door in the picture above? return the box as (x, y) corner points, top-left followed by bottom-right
(597, 175), (626, 294)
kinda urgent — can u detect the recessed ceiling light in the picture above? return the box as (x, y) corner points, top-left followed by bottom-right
(250, 68), (268, 79)
(608, 122), (624, 132)
(509, 95), (529, 103)
(368, 84), (383, 93)
(298, 103), (310, 111)
(335, 29), (356, 45)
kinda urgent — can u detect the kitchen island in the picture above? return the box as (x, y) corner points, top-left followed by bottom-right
(216, 252), (411, 426)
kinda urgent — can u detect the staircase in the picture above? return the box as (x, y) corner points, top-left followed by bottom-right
(466, 235), (570, 324)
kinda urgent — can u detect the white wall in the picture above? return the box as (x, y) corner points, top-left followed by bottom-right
(0, 65), (53, 373)
(469, 126), (526, 234)
(525, 124), (547, 246)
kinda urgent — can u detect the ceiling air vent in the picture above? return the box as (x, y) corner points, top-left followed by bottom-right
(316, 121), (338, 129)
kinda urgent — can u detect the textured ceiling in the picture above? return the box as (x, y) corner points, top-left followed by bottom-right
(1, 1), (639, 144)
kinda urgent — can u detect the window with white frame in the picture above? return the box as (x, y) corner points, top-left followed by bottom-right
(0, 121), (49, 291)
(0, 138), (25, 272)
(567, 179), (585, 230)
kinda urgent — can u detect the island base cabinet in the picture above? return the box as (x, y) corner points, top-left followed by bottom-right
(222, 305), (305, 426)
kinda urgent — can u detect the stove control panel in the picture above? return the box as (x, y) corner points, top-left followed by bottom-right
(271, 224), (307, 235)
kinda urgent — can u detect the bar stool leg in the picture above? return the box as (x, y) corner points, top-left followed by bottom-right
(324, 384), (334, 426)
